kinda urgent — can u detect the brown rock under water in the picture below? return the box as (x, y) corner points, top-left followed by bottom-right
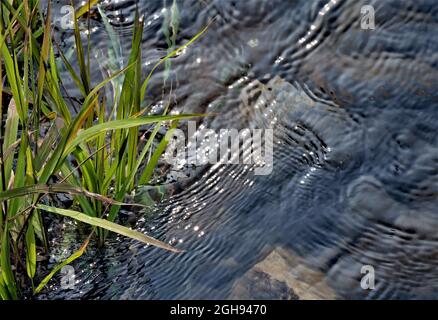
(230, 247), (336, 300)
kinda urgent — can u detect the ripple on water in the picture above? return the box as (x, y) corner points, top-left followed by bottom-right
(41, 0), (438, 299)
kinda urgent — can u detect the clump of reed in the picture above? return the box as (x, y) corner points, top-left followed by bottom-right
(0, 0), (208, 299)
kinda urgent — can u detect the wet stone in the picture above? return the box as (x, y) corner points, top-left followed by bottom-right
(230, 270), (298, 300)
(230, 247), (336, 300)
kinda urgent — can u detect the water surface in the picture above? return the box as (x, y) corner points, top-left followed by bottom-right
(43, 0), (438, 299)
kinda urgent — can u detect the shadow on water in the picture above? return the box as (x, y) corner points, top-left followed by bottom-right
(42, 0), (438, 299)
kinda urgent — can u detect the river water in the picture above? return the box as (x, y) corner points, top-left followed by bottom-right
(42, 0), (438, 299)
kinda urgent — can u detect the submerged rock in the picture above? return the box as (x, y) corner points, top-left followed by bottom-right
(230, 247), (336, 300)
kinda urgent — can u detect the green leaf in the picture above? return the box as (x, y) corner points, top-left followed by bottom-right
(2, 99), (19, 186)
(36, 1), (53, 121)
(63, 114), (204, 156)
(76, 0), (99, 19)
(39, 64), (132, 185)
(1, 224), (17, 299)
(140, 21), (212, 101)
(0, 275), (11, 300)
(0, 183), (146, 207)
(7, 132), (27, 219)
(139, 121), (179, 184)
(97, 5), (122, 70)
(34, 236), (91, 294)
(37, 204), (181, 253)
(73, 4), (90, 95)
(25, 222), (36, 279)
(34, 123), (58, 172)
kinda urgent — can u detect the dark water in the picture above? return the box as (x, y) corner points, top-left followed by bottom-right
(43, 0), (438, 299)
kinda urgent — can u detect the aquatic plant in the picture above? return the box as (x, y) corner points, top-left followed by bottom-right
(0, 0), (208, 299)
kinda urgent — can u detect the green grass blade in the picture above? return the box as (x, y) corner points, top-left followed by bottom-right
(36, 1), (52, 120)
(34, 235), (91, 294)
(140, 20), (212, 101)
(0, 275), (11, 300)
(123, 122), (162, 191)
(76, 0), (99, 19)
(55, 40), (86, 97)
(139, 121), (179, 184)
(73, 4), (90, 94)
(25, 222), (36, 279)
(39, 64), (132, 184)
(97, 5), (122, 69)
(1, 224), (17, 299)
(1, 35), (26, 121)
(0, 183), (146, 207)
(34, 123), (58, 172)
(7, 133), (27, 220)
(2, 99), (19, 186)
(37, 204), (182, 253)
(105, 121), (175, 224)
(64, 114), (204, 156)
